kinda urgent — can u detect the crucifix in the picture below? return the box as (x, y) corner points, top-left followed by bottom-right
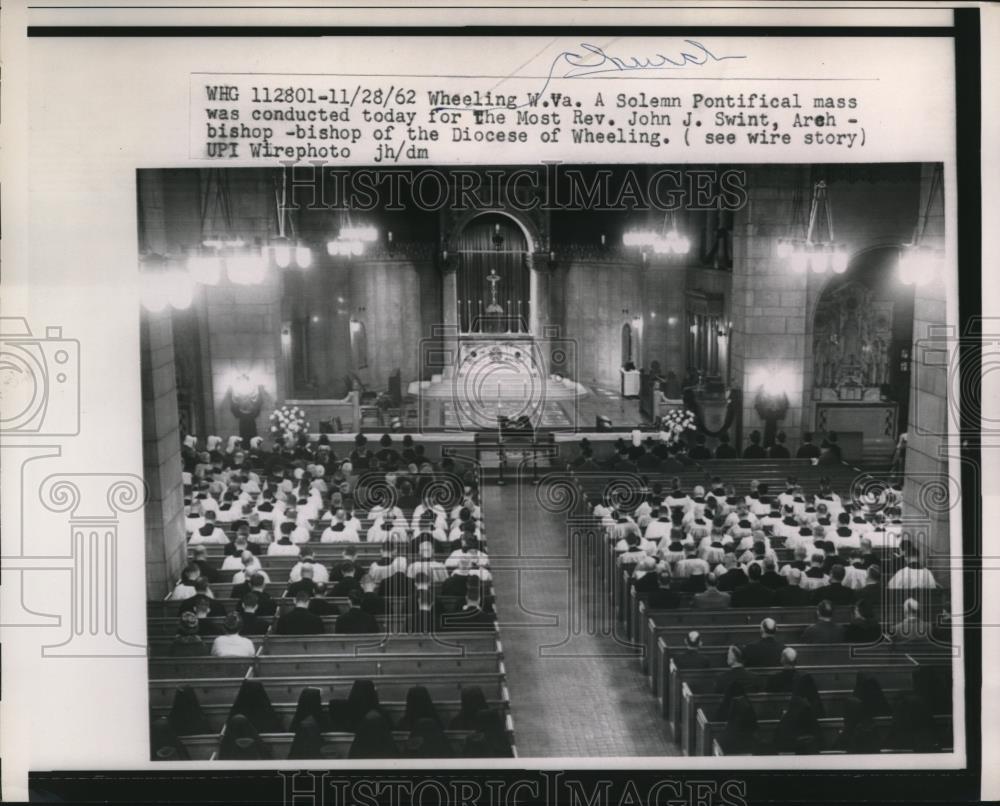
(485, 267), (504, 314)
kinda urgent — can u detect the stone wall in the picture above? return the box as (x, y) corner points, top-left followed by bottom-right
(901, 164), (951, 578)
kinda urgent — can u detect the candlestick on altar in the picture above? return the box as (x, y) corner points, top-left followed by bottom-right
(517, 300), (522, 332)
(506, 300), (511, 332)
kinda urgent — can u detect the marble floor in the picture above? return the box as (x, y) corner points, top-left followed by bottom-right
(482, 481), (679, 758)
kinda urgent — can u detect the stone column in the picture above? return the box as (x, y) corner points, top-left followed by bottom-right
(441, 262), (459, 379)
(901, 164), (950, 582)
(730, 167), (809, 448)
(140, 307), (187, 601)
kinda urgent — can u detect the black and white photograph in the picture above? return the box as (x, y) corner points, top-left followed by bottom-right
(139, 162), (958, 762)
(4, 5), (991, 803)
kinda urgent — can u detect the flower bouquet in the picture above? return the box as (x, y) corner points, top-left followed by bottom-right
(269, 404), (309, 447)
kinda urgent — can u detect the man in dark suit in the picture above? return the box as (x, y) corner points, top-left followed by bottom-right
(693, 573), (731, 609)
(438, 577), (495, 632)
(688, 433), (713, 461)
(811, 563), (857, 606)
(234, 573), (276, 617)
(713, 644), (753, 694)
(716, 555), (749, 593)
(796, 432), (821, 459)
(330, 562), (362, 597)
(731, 563), (776, 607)
(275, 591), (325, 635)
(179, 590), (225, 618)
(856, 566), (884, 612)
(742, 430), (766, 459)
(768, 431), (791, 459)
(238, 592), (271, 635)
(742, 618), (785, 667)
(765, 647), (799, 692)
(190, 545), (221, 584)
(334, 589), (380, 634)
(773, 567), (812, 606)
(673, 631), (713, 670)
(844, 599), (884, 644)
(760, 558), (788, 591)
(800, 599), (846, 643)
(713, 433), (738, 459)
(359, 577), (386, 616)
(285, 565), (318, 599)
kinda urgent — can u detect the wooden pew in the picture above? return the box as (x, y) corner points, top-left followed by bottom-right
(178, 734), (221, 760)
(261, 631), (501, 657)
(678, 687), (908, 756)
(152, 696), (511, 735)
(253, 653), (502, 678)
(662, 641), (923, 729)
(149, 671), (510, 710)
(637, 602), (850, 671)
(256, 730), (475, 759)
(149, 657), (256, 680)
(646, 622), (814, 697)
(246, 672), (509, 704)
(702, 713), (953, 757)
(664, 659), (922, 743)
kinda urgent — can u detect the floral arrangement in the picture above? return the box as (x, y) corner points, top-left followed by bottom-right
(658, 408), (697, 447)
(269, 404), (309, 445)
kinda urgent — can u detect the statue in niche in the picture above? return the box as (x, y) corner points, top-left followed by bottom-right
(813, 281), (892, 393)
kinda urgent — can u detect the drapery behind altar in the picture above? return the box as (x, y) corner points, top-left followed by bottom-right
(456, 214), (530, 334)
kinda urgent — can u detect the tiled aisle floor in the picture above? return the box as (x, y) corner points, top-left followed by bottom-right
(484, 482), (680, 758)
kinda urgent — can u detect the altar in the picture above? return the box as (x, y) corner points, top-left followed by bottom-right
(811, 278), (901, 462)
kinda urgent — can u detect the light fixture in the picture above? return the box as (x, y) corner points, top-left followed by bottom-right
(624, 211), (691, 258)
(227, 252), (267, 285)
(327, 221), (376, 258)
(190, 171), (266, 285)
(898, 166), (944, 286)
(140, 254), (194, 312)
(165, 268), (194, 310)
(186, 253), (222, 286)
(327, 239), (364, 257)
(779, 178), (849, 275)
(139, 255), (170, 313)
(265, 168), (312, 269)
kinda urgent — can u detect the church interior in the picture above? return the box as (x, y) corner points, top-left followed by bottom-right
(141, 162), (956, 761)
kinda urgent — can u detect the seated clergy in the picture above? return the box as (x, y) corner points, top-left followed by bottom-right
(742, 618), (785, 668)
(275, 591), (325, 635)
(799, 599), (846, 644)
(335, 589), (380, 634)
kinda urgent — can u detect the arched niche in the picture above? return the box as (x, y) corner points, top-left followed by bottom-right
(453, 212), (531, 334)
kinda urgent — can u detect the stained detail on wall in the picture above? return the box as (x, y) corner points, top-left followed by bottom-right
(813, 280), (893, 392)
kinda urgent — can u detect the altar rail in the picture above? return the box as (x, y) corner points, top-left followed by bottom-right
(284, 393), (361, 433)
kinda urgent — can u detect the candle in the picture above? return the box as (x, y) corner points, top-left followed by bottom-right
(388, 231), (393, 243)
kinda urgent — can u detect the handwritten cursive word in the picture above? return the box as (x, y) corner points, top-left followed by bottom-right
(431, 40), (746, 113)
(558, 40), (746, 80)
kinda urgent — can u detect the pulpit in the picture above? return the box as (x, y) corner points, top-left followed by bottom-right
(620, 367), (640, 398)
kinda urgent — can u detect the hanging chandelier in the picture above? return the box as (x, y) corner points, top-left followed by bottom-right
(264, 167), (312, 269)
(623, 210), (691, 257)
(184, 170), (267, 287)
(779, 179), (849, 275)
(326, 219), (377, 258)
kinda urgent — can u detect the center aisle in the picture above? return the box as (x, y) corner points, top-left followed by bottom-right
(482, 482), (679, 757)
